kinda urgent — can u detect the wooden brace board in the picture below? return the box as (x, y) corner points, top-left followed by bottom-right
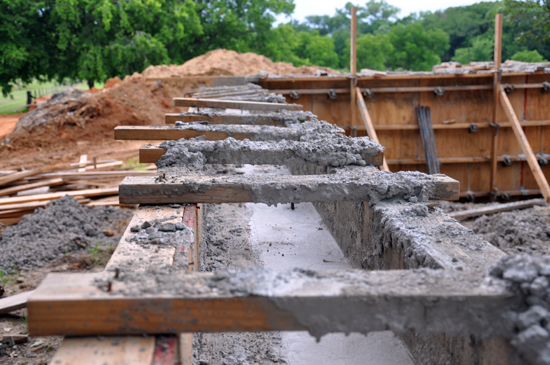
(28, 269), (513, 337)
(165, 113), (295, 125)
(118, 172), (459, 204)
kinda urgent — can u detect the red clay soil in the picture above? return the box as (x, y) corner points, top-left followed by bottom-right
(142, 48), (340, 78)
(0, 114), (23, 140)
(0, 74), (190, 169)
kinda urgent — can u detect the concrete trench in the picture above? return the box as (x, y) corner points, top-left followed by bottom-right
(189, 163), (512, 364)
(195, 164), (415, 364)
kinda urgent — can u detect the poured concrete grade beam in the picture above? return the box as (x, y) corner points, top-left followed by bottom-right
(118, 169), (459, 205)
(153, 136), (384, 168)
(114, 122), (344, 142)
(27, 268), (518, 339)
(173, 97), (303, 111)
(164, 110), (314, 125)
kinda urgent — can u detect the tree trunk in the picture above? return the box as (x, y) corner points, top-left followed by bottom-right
(87, 80), (95, 89)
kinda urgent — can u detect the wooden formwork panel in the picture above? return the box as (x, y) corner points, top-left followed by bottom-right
(262, 73), (550, 198)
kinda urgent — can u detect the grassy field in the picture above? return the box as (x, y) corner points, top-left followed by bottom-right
(0, 80), (104, 114)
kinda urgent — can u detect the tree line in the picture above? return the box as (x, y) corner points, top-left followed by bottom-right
(1, 0), (548, 95)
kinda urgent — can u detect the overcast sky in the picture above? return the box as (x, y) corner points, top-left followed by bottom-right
(277, 0), (483, 23)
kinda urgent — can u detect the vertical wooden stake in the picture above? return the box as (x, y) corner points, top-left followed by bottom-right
(350, 6), (357, 127)
(500, 88), (550, 203)
(490, 13), (503, 192)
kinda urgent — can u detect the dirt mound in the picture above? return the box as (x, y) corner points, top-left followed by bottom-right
(0, 195), (132, 271)
(142, 49), (339, 78)
(471, 206), (550, 255)
(1, 73), (186, 154)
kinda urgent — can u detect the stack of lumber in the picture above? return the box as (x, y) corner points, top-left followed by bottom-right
(0, 157), (156, 225)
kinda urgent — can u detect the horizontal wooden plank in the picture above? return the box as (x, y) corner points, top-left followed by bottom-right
(387, 155), (527, 165)
(140, 140), (383, 166)
(115, 125), (333, 142)
(0, 178), (64, 197)
(104, 204), (190, 273)
(350, 120), (550, 132)
(27, 268), (514, 337)
(49, 336), (155, 365)
(0, 291), (34, 314)
(140, 145), (166, 164)
(119, 170), (459, 204)
(115, 125), (253, 141)
(157, 72), (538, 85)
(449, 198), (547, 220)
(27, 171), (156, 180)
(173, 98), (303, 111)
(0, 188), (118, 206)
(165, 112), (291, 125)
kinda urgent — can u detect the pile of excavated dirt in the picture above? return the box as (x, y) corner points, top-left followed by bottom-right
(142, 49), (340, 78)
(468, 206), (550, 255)
(1, 73), (184, 154)
(0, 196), (132, 271)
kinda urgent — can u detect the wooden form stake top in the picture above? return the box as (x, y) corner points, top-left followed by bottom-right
(490, 13), (503, 191)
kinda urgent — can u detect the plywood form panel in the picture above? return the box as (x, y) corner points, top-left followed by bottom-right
(377, 130), (422, 160)
(495, 163), (523, 192)
(365, 93), (419, 126)
(418, 78), (493, 125)
(310, 94), (352, 127)
(433, 129), (492, 158)
(440, 163), (487, 193)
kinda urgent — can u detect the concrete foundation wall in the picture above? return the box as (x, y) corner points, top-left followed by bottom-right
(311, 198), (511, 364)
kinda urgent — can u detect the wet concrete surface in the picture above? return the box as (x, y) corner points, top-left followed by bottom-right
(244, 164), (414, 365)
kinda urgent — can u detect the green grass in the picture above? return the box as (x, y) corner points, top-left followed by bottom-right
(119, 156), (150, 171)
(0, 80), (105, 114)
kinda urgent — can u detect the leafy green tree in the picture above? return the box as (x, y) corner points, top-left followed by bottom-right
(388, 22), (449, 71)
(51, 0), (202, 88)
(187, 0), (295, 61)
(0, 0), (56, 96)
(420, 2), (497, 61)
(451, 36), (494, 64)
(343, 33), (393, 70)
(263, 24), (309, 66)
(504, 0), (550, 42)
(358, 0), (399, 34)
(511, 49), (547, 62)
(264, 26), (339, 68)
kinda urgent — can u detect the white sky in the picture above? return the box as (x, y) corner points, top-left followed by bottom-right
(277, 0), (483, 23)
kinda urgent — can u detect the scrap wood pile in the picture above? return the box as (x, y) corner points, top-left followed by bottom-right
(0, 157), (155, 225)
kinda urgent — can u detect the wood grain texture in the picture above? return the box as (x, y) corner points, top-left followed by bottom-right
(0, 178), (63, 197)
(115, 126), (253, 141)
(28, 269), (512, 337)
(48, 336), (155, 365)
(118, 171), (459, 204)
(173, 98), (303, 111)
(0, 188), (118, 206)
(0, 291), (34, 315)
(356, 87), (389, 171)
(449, 198), (546, 220)
(500, 88), (550, 203)
(165, 113), (289, 125)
